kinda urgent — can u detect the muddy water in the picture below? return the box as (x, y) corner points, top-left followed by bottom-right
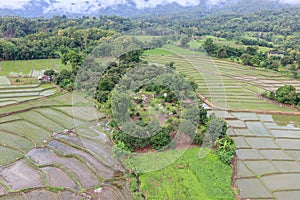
(218, 111), (300, 200)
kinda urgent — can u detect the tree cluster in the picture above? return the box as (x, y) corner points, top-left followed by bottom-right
(263, 85), (300, 107)
(203, 38), (300, 78)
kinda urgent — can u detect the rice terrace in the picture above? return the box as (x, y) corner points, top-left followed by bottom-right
(1, 2), (300, 199)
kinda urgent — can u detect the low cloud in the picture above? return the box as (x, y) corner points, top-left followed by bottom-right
(280, 0), (300, 4)
(44, 0), (201, 13)
(0, 0), (32, 9)
(0, 0), (299, 13)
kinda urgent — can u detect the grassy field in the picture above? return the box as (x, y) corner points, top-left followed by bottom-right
(135, 36), (163, 43)
(0, 59), (71, 76)
(194, 37), (272, 53)
(142, 48), (174, 56)
(129, 148), (234, 200)
(143, 45), (299, 111)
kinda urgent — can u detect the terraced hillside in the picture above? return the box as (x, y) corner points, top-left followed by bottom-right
(144, 46), (300, 200)
(0, 91), (131, 199)
(144, 45), (300, 111)
(0, 84), (58, 107)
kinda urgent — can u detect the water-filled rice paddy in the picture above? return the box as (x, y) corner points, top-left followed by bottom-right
(0, 89), (131, 199)
(220, 111), (300, 200)
(0, 83), (58, 107)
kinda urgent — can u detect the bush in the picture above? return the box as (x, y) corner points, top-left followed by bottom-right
(150, 128), (171, 150)
(276, 85), (298, 105)
(136, 98), (143, 104)
(166, 119), (173, 123)
(113, 129), (150, 150)
(109, 119), (118, 128)
(217, 150), (235, 165)
(193, 132), (205, 146)
(216, 136), (236, 164)
(262, 90), (275, 100)
(207, 113), (227, 143)
(44, 69), (56, 77)
(178, 120), (197, 138)
(112, 141), (131, 160)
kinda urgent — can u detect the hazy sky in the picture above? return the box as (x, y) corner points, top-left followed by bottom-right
(0, 0), (299, 13)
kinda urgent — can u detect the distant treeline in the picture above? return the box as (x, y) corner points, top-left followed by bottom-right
(0, 16), (147, 60)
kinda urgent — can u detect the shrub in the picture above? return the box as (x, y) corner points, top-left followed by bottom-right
(113, 129), (150, 150)
(262, 91), (275, 100)
(216, 136), (236, 164)
(151, 128), (171, 150)
(44, 69), (56, 77)
(109, 119), (118, 128)
(178, 120), (197, 138)
(166, 119), (173, 123)
(112, 141), (131, 160)
(136, 98), (143, 104)
(276, 85), (297, 105)
(193, 132), (205, 146)
(217, 150), (235, 165)
(207, 113), (227, 143)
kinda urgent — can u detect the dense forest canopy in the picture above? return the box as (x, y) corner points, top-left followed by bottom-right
(0, 7), (299, 77)
(0, 15), (148, 60)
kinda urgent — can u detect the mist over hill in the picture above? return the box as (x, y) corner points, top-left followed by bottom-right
(0, 0), (299, 18)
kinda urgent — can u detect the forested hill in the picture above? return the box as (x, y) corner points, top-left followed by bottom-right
(0, 16), (143, 60)
(177, 7), (300, 36)
(1, 5), (300, 61)
(131, 0), (298, 20)
(145, 7), (300, 49)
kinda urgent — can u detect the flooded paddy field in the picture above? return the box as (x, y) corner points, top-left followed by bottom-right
(214, 111), (300, 200)
(0, 92), (131, 200)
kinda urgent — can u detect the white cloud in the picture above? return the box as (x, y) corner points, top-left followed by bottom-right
(43, 0), (201, 13)
(0, 0), (299, 12)
(133, 0), (200, 9)
(43, 0), (128, 14)
(0, 0), (31, 9)
(280, 0), (300, 4)
(206, 0), (227, 5)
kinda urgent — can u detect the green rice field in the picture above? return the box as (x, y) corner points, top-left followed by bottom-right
(143, 45), (300, 111)
(0, 59), (71, 77)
